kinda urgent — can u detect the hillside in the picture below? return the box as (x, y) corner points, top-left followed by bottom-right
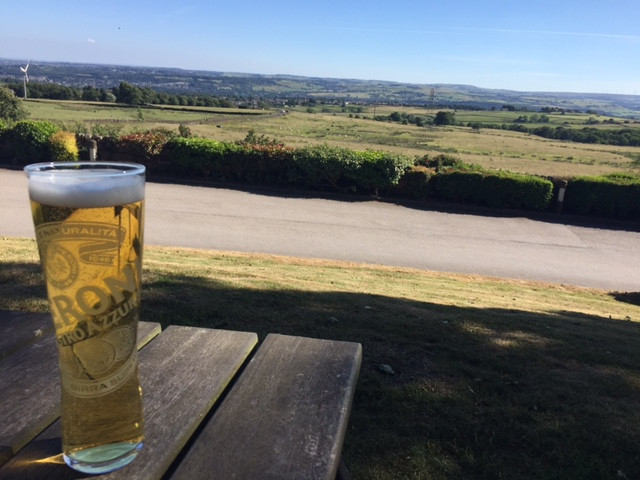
(0, 58), (638, 118)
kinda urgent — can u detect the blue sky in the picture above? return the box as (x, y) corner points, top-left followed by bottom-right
(1, 0), (639, 94)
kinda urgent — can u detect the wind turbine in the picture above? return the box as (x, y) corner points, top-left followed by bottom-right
(20, 62), (29, 99)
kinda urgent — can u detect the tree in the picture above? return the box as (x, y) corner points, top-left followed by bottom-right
(81, 85), (101, 101)
(100, 90), (117, 102)
(117, 82), (144, 105)
(0, 86), (28, 121)
(433, 111), (455, 126)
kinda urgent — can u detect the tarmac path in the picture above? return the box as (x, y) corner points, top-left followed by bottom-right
(1, 168), (638, 292)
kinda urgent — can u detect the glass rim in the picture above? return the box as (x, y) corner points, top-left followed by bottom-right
(24, 161), (145, 177)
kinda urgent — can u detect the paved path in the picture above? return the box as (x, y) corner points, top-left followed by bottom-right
(2, 169), (638, 291)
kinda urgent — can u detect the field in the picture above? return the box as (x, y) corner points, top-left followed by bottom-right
(7, 97), (640, 479)
(24, 99), (640, 178)
(1, 237), (638, 479)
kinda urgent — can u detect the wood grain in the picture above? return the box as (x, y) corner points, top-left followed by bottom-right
(170, 334), (362, 480)
(0, 311), (53, 361)
(0, 316), (160, 470)
(0, 325), (257, 480)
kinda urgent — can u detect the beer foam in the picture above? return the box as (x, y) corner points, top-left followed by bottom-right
(27, 166), (144, 208)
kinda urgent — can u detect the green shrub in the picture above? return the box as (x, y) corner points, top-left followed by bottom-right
(290, 145), (361, 192)
(157, 137), (241, 180)
(564, 173), (640, 220)
(2, 120), (57, 164)
(0, 123), (8, 162)
(431, 170), (485, 204)
(483, 172), (553, 210)
(431, 168), (553, 211)
(417, 154), (462, 169)
(238, 143), (294, 185)
(49, 130), (79, 161)
(395, 165), (434, 199)
(117, 129), (174, 162)
(353, 150), (414, 195)
(289, 145), (412, 194)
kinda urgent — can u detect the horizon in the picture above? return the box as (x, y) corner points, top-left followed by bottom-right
(1, 56), (638, 98)
(0, 0), (639, 95)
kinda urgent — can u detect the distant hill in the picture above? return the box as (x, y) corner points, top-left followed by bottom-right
(0, 58), (638, 118)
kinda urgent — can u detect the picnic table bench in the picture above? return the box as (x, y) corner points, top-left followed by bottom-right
(0, 310), (362, 479)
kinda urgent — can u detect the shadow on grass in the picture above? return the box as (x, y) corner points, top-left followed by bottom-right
(1, 262), (639, 479)
(610, 291), (640, 305)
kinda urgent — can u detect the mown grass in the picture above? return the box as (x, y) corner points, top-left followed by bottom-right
(22, 100), (640, 178)
(1, 237), (638, 479)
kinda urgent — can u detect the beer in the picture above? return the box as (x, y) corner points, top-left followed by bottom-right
(25, 162), (145, 474)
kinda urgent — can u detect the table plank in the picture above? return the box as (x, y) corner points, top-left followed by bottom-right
(170, 334), (362, 480)
(0, 311), (53, 361)
(0, 325), (258, 480)
(0, 318), (161, 469)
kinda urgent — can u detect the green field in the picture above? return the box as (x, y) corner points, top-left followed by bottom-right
(23, 99), (640, 178)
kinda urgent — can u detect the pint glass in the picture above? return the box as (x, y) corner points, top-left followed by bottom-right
(24, 161), (145, 474)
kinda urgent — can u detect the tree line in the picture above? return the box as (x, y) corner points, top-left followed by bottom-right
(377, 110), (639, 147)
(2, 81), (239, 108)
(489, 122), (639, 147)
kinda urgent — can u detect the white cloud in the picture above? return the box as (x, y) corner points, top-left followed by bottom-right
(87, 38), (96, 43)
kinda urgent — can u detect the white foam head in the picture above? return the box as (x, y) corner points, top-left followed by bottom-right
(25, 162), (145, 208)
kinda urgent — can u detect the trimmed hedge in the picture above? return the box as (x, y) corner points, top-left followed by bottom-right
(153, 141), (413, 195)
(0, 122), (636, 221)
(155, 138), (294, 185)
(156, 137), (237, 179)
(356, 150), (414, 195)
(564, 174), (639, 220)
(289, 145), (413, 194)
(431, 168), (554, 211)
(394, 165), (434, 199)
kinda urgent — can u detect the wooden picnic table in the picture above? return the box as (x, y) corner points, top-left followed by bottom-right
(0, 310), (362, 479)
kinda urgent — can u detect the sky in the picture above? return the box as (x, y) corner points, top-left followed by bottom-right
(0, 0), (639, 94)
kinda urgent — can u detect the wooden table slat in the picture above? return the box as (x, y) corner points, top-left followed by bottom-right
(0, 325), (257, 480)
(170, 333), (362, 480)
(0, 311), (53, 362)
(0, 319), (160, 470)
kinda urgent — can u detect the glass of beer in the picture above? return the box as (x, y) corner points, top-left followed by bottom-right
(24, 161), (145, 474)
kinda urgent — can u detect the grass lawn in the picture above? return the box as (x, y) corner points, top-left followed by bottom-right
(1, 237), (638, 479)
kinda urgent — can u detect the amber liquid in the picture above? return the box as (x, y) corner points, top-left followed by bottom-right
(31, 200), (144, 473)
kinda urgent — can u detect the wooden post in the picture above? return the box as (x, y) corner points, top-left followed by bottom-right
(88, 139), (97, 161)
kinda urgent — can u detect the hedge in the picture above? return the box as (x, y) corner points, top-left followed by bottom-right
(156, 137), (237, 179)
(289, 145), (413, 194)
(0, 120), (58, 164)
(154, 141), (413, 195)
(430, 168), (554, 211)
(563, 174), (640, 220)
(393, 165), (434, 199)
(0, 122), (636, 221)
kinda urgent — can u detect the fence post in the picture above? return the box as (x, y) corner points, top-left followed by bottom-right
(556, 180), (568, 213)
(89, 139), (98, 161)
